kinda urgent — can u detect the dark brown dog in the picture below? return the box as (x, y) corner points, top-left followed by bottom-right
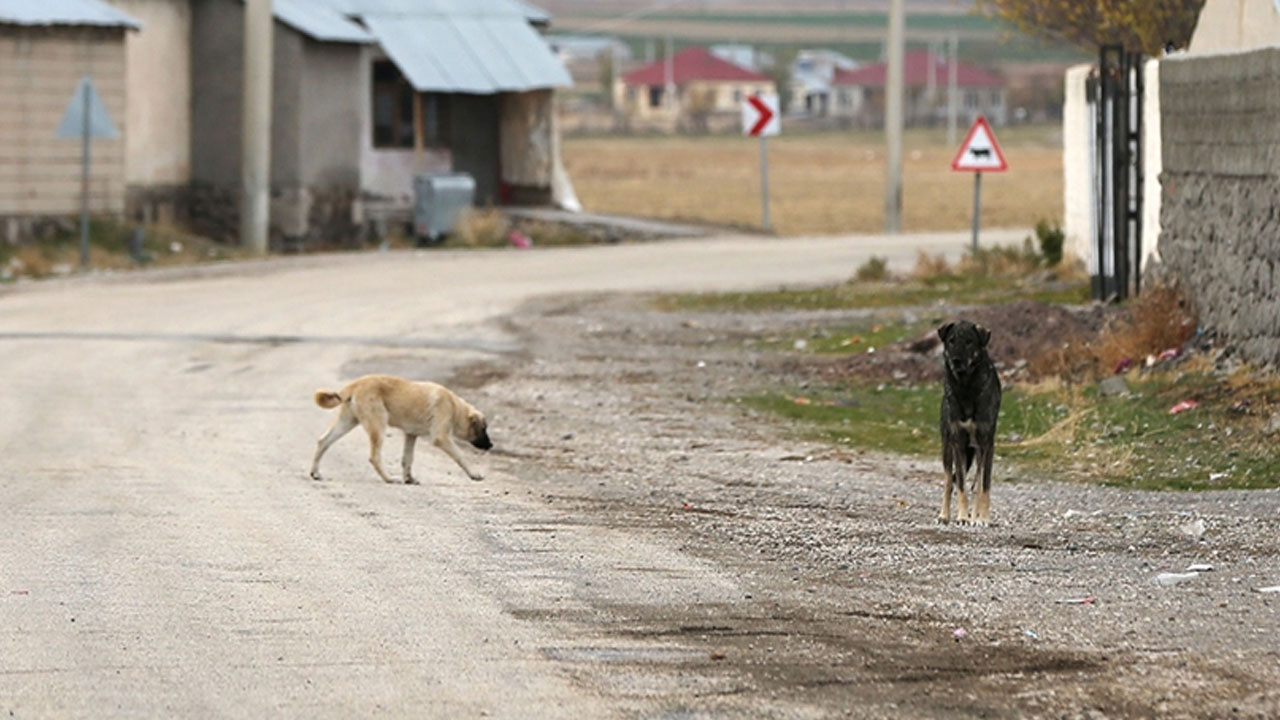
(937, 320), (1001, 525)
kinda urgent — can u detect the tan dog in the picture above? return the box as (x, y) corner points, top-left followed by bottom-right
(309, 374), (492, 484)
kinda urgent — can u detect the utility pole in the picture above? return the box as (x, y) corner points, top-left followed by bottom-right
(947, 33), (959, 148)
(664, 35), (675, 111)
(241, 0), (272, 254)
(883, 0), (905, 233)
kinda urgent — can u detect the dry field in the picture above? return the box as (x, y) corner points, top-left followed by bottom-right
(563, 126), (1064, 236)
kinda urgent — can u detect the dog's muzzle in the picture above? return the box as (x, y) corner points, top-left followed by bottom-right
(472, 431), (493, 451)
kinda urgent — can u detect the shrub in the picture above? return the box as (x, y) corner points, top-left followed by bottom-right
(1034, 219), (1065, 267)
(854, 255), (889, 282)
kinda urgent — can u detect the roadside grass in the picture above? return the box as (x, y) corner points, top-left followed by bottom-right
(742, 370), (1280, 491)
(764, 317), (937, 354)
(655, 272), (1090, 313)
(0, 220), (246, 281)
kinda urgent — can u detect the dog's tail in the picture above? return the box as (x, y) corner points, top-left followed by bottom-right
(314, 390), (343, 409)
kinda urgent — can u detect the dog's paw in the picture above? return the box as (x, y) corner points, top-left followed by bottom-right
(404, 476), (419, 485)
(309, 470), (323, 481)
(469, 473), (484, 482)
(935, 515), (950, 525)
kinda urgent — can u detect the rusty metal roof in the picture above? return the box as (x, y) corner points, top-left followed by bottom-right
(0, 0), (140, 28)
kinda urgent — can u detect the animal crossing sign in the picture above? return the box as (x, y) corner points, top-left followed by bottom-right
(951, 115), (1007, 172)
(951, 116), (1007, 253)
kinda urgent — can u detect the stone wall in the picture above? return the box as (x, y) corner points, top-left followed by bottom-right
(1159, 47), (1280, 364)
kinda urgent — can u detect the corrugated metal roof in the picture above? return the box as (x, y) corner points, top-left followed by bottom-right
(0, 0), (140, 28)
(273, 0), (372, 43)
(314, 0), (548, 23)
(362, 13), (571, 93)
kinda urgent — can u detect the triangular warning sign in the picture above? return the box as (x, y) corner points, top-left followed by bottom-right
(55, 77), (119, 140)
(951, 115), (1007, 172)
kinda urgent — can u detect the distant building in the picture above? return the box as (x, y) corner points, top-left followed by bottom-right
(789, 49), (860, 118)
(831, 50), (1006, 127)
(709, 44), (775, 73)
(615, 46), (775, 130)
(3, 0), (574, 245)
(547, 34), (631, 64)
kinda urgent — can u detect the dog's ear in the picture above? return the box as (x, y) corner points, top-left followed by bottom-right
(976, 324), (991, 347)
(937, 322), (956, 343)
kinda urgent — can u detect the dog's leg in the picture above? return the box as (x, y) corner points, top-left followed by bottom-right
(401, 434), (418, 485)
(954, 463), (971, 525)
(975, 445), (994, 526)
(310, 406), (358, 480)
(938, 447), (954, 524)
(435, 435), (483, 481)
(361, 407), (396, 484)
(938, 472), (954, 524)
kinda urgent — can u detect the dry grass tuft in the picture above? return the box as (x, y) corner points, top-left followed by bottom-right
(912, 251), (950, 279)
(1032, 283), (1197, 380)
(454, 208), (510, 247)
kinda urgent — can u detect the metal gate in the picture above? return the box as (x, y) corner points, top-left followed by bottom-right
(1087, 46), (1144, 301)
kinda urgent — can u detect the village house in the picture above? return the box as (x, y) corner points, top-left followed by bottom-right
(831, 49), (1006, 128)
(3, 0), (573, 246)
(614, 46), (776, 132)
(789, 49), (860, 119)
(0, 0), (139, 240)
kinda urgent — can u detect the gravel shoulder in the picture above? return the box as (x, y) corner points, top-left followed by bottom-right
(466, 292), (1280, 719)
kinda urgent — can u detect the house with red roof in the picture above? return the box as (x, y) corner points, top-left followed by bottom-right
(831, 50), (1006, 128)
(614, 46), (776, 130)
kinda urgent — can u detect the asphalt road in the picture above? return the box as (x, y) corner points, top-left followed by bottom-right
(0, 231), (1021, 717)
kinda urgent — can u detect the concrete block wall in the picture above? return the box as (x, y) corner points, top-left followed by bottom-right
(1160, 47), (1280, 364)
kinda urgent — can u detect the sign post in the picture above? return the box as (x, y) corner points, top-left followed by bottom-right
(742, 93), (780, 231)
(949, 115), (1008, 254)
(56, 76), (119, 271)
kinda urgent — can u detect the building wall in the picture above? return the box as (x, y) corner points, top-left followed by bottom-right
(297, 38), (363, 243)
(1159, 47), (1280, 363)
(1188, 0), (1280, 55)
(107, 0), (191, 194)
(191, 0), (363, 243)
(1061, 63), (1094, 266)
(500, 90), (550, 204)
(0, 26), (127, 220)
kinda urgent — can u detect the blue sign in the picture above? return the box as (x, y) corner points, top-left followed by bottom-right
(55, 76), (118, 140)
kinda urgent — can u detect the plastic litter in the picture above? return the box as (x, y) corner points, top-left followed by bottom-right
(951, 628), (967, 640)
(1023, 629), (1039, 641)
(1055, 596), (1097, 605)
(1180, 518), (1207, 539)
(1254, 585), (1280, 594)
(1169, 399), (1199, 414)
(1185, 564), (1215, 572)
(507, 230), (532, 249)
(1154, 572), (1200, 586)
(1158, 347), (1182, 361)
(1114, 357), (1135, 374)
(793, 339), (807, 351)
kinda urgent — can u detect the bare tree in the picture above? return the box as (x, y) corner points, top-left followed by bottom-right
(975, 0), (1206, 55)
